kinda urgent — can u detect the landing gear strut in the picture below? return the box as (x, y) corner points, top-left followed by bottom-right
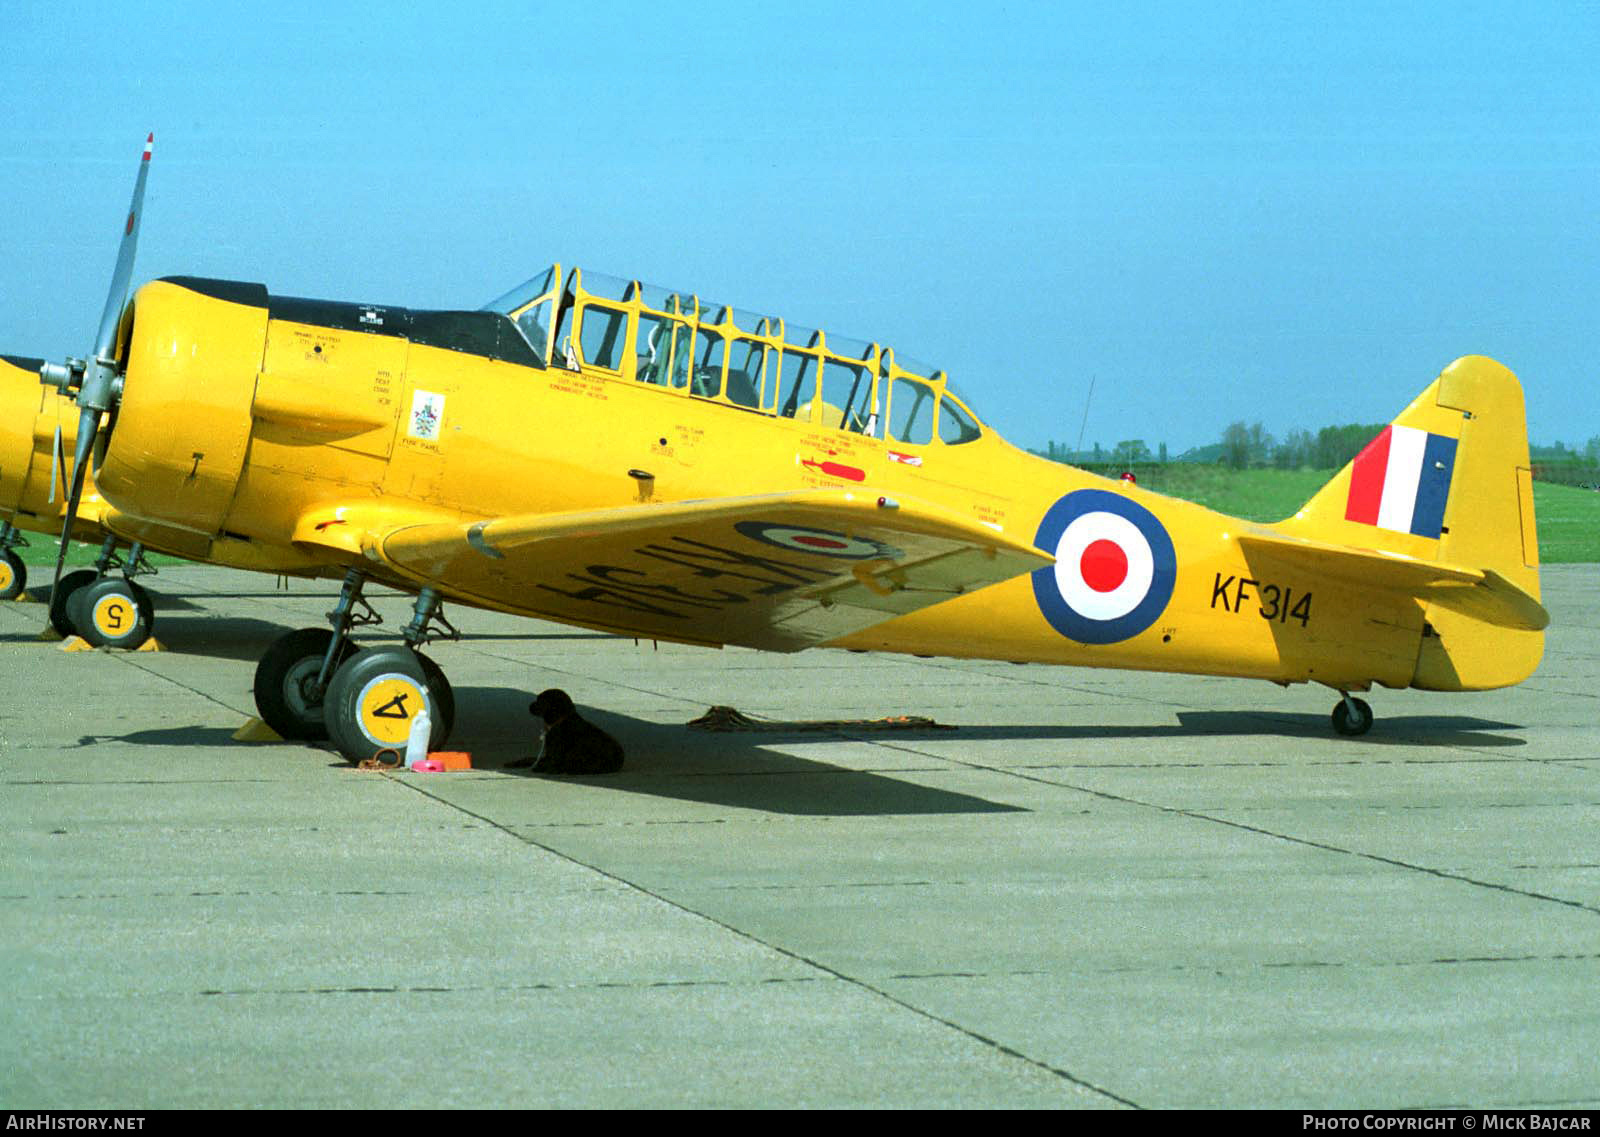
(253, 575), (457, 762)
(253, 569), (376, 740)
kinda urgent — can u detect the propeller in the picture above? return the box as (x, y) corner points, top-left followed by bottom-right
(48, 423), (63, 504)
(39, 132), (152, 592)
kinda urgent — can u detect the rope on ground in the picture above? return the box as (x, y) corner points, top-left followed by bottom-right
(686, 705), (955, 733)
(357, 749), (403, 771)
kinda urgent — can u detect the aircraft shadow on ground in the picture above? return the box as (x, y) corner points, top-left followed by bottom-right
(145, 594), (205, 612)
(452, 687), (1025, 817)
(68, 694), (1526, 817)
(938, 711), (1528, 749)
(64, 688), (1022, 817)
(140, 615), (299, 661)
(77, 727), (248, 749)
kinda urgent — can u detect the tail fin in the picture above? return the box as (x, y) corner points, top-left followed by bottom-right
(1277, 355), (1543, 690)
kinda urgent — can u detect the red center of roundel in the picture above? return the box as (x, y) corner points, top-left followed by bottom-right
(1079, 539), (1129, 593)
(795, 535), (848, 549)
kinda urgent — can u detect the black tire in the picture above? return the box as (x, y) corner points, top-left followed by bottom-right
(0, 549), (25, 601)
(324, 646), (450, 764)
(66, 579), (95, 637)
(77, 577), (156, 649)
(253, 627), (357, 741)
(48, 569), (98, 637)
(1331, 697), (1373, 737)
(414, 650), (456, 740)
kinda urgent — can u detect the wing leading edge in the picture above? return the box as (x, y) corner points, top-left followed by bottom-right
(370, 490), (1052, 651)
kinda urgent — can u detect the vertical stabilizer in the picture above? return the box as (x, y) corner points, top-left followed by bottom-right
(1278, 356), (1542, 690)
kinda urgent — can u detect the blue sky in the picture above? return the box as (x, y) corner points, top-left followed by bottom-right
(2, 2), (1595, 455)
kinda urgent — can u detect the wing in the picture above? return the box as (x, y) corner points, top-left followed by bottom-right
(366, 490), (1052, 651)
(1238, 529), (1548, 631)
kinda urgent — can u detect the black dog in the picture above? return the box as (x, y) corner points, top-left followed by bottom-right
(505, 689), (624, 774)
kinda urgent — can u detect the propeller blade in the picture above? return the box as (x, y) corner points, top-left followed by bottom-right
(51, 406), (102, 590)
(48, 424), (63, 504)
(43, 133), (154, 608)
(90, 133), (153, 371)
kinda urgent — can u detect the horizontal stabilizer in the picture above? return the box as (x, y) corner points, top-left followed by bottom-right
(1238, 530), (1548, 632)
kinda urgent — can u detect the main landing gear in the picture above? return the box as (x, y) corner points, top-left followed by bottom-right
(0, 523), (27, 601)
(50, 537), (158, 649)
(253, 573), (459, 763)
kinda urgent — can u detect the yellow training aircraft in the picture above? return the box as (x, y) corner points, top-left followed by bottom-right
(33, 139), (1547, 761)
(0, 356), (130, 625)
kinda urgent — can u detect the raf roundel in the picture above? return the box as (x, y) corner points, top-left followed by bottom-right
(1031, 489), (1177, 644)
(734, 521), (901, 561)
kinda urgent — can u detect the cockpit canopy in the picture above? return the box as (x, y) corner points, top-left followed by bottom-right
(483, 265), (983, 446)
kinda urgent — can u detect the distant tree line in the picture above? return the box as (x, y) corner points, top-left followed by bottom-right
(1036, 426), (1600, 484)
(1218, 423), (1600, 477)
(1218, 421), (1387, 470)
(1043, 439), (1168, 465)
(1529, 437), (1600, 488)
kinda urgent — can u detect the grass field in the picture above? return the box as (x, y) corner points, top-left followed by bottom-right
(13, 468), (1597, 570)
(12, 538), (182, 571)
(1528, 481), (1600, 563)
(1119, 465), (1598, 564)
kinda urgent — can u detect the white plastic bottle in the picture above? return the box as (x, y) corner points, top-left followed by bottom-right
(405, 705), (432, 769)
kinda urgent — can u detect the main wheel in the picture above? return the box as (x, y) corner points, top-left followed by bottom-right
(253, 627), (357, 741)
(324, 646), (451, 764)
(48, 569), (97, 637)
(1331, 696), (1373, 737)
(0, 549), (25, 601)
(77, 577), (156, 649)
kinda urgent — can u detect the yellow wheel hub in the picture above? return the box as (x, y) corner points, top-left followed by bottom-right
(92, 593), (135, 638)
(355, 675), (426, 745)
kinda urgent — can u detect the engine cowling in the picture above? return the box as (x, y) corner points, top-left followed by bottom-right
(96, 278), (269, 536)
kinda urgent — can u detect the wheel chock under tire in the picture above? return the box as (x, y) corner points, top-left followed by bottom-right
(55, 634), (165, 653)
(232, 717), (285, 743)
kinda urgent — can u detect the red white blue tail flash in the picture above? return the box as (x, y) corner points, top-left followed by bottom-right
(1344, 425), (1458, 539)
(1032, 489), (1176, 644)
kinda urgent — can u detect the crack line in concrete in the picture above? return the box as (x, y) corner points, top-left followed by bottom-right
(386, 774), (1142, 1109)
(871, 738), (1600, 919)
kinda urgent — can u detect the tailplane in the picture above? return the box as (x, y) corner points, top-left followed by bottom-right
(1274, 355), (1543, 690)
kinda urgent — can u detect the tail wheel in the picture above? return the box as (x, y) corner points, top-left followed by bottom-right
(0, 549), (25, 600)
(48, 569), (98, 637)
(1331, 696), (1373, 737)
(324, 646), (451, 764)
(77, 577), (155, 649)
(253, 628), (357, 741)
